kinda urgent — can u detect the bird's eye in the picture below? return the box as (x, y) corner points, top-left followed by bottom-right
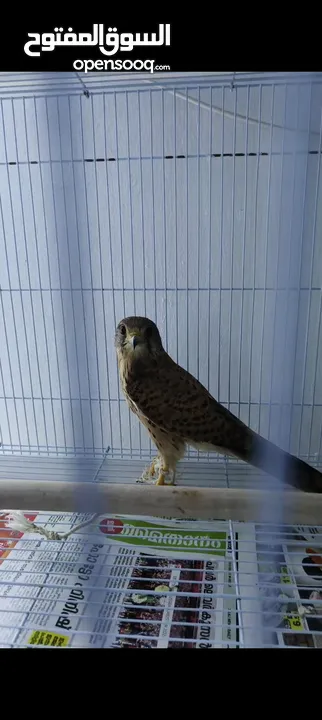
(120, 324), (126, 336)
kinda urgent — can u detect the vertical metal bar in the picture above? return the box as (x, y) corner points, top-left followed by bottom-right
(259, 85), (278, 434)
(229, 519), (244, 648)
(89, 94), (114, 454)
(278, 85), (300, 448)
(113, 91), (127, 458)
(161, 90), (168, 347)
(290, 83), (312, 455)
(301, 95), (322, 460)
(56, 97), (85, 452)
(23, 97), (56, 454)
(45, 96), (76, 454)
(33, 96), (67, 455)
(125, 90), (136, 456)
(174, 88), (178, 363)
(248, 85), (262, 430)
(125, 90), (137, 317)
(70, 95), (97, 452)
(148, 88), (158, 460)
(185, 87), (189, 457)
(238, 86), (250, 423)
(205, 86), (214, 465)
(197, 86), (201, 386)
(219, 87), (227, 475)
(266, 85), (288, 442)
(207, 86), (213, 402)
(149, 90), (157, 323)
(88, 94), (111, 453)
(228, 88), (237, 415)
(137, 91), (147, 318)
(218, 86), (225, 406)
(102, 93), (122, 459)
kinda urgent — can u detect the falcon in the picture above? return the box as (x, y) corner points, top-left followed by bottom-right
(115, 316), (322, 492)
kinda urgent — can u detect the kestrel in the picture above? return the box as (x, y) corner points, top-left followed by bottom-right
(115, 316), (322, 493)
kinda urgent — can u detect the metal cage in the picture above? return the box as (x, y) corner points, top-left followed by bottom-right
(0, 71), (322, 648)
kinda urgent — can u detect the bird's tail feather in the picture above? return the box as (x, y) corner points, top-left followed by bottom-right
(238, 433), (322, 493)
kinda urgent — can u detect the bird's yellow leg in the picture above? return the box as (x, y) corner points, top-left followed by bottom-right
(155, 467), (167, 486)
(147, 456), (159, 477)
(155, 462), (169, 485)
(155, 465), (176, 486)
(137, 456), (160, 483)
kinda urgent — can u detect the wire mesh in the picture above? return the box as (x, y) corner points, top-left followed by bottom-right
(0, 71), (322, 648)
(1, 72), (322, 470)
(0, 510), (321, 648)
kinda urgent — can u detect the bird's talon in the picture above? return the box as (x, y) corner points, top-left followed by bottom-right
(137, 473), (154, 484)
(155, 472), (166, 486)
(155, 469), (176, 486)
(147, 456), (159, 477)
(137, 457), (162, 484)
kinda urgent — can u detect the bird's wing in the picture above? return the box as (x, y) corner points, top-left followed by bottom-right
(125, 354), (322, 492)
(126, 356), (252, 456)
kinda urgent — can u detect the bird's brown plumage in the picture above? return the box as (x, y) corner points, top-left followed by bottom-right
(115, 315), (322, 492)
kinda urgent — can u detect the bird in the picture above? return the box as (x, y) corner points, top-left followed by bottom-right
(114, 315), (322, 493)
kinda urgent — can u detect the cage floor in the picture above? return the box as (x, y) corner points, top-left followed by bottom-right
(0, 454), (314, 490)
(0, 455), (321, 648)
(0, 510), (321, 648)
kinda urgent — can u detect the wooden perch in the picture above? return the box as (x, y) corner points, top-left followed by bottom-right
(0, 480), (322, 525)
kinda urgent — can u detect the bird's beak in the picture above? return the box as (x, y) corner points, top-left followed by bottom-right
(128, 330), (142, 350)
(131, 336), (139, 350)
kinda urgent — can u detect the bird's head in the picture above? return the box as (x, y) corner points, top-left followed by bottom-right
(115, 316), (164, 363)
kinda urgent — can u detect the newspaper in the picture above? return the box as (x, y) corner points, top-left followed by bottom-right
(1, 511), (320, 647)
(0, 511), (256, 648)
(255, 523), (322, 648)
